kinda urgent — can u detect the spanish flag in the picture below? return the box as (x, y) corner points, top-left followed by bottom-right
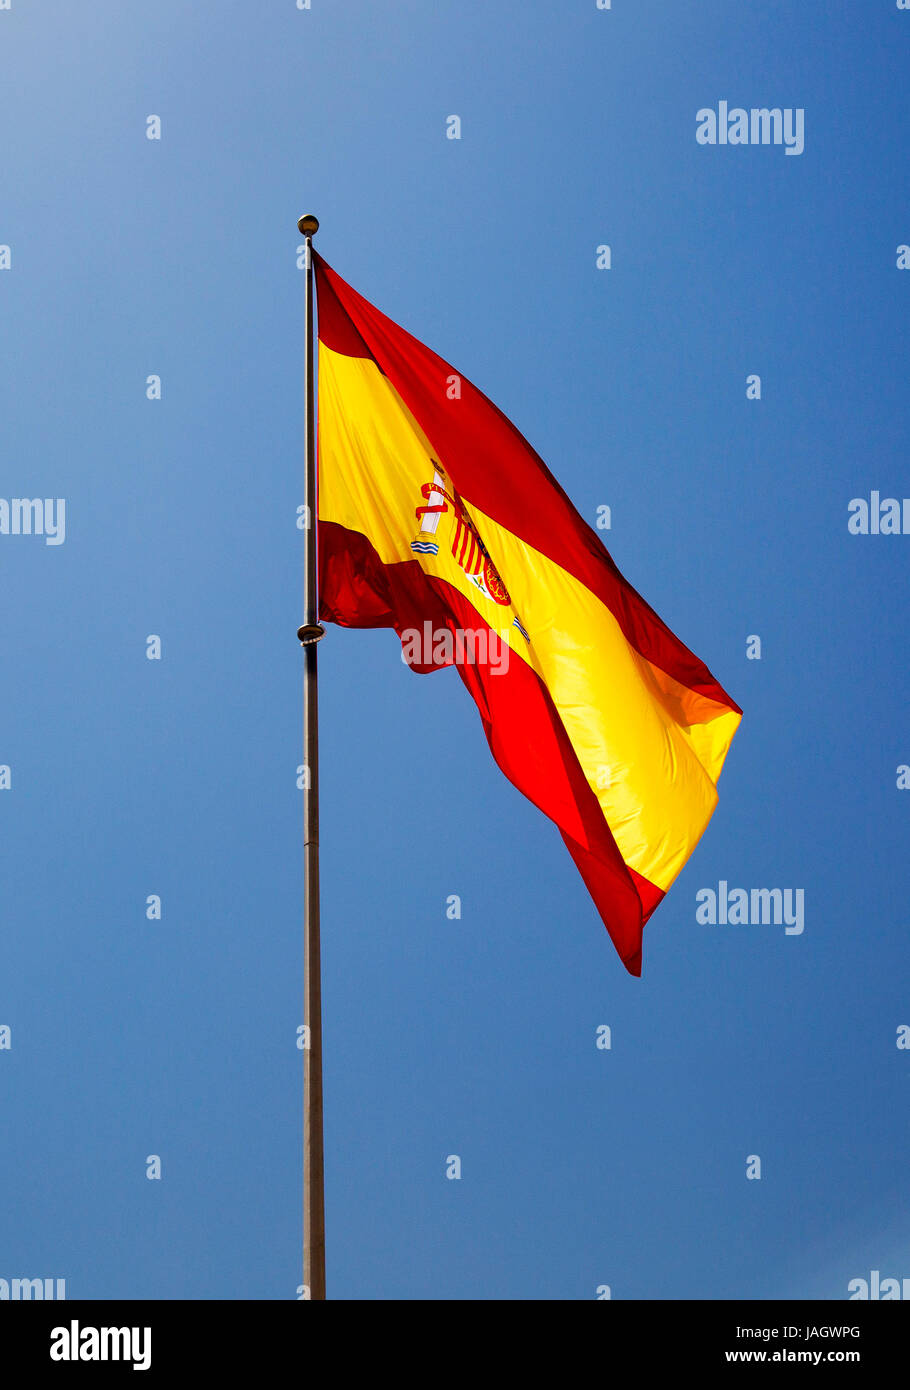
(314, 253), (741, 975)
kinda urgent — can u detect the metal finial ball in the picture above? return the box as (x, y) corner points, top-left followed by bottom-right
(297, 214), (319, 236)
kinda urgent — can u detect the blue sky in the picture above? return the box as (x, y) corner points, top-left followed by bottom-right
(1, 0), (908, 1300)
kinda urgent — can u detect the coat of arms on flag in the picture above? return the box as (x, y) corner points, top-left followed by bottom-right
(412, 462), (512, 609)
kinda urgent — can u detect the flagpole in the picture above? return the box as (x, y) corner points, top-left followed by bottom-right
(296, 212), (326, 1301)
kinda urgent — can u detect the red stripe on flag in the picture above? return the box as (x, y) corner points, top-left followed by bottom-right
(455, 519), (468, 568)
